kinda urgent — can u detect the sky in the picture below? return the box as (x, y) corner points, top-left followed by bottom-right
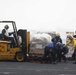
(0, 0), (76, 35)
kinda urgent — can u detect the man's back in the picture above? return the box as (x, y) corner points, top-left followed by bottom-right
(45, 42), (54, 49)
(2, 29), (9, 37)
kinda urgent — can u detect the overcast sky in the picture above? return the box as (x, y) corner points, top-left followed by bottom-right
(0, 0), (76, 33)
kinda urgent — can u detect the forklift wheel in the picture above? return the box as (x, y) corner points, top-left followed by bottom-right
(15, 52), (25, 62)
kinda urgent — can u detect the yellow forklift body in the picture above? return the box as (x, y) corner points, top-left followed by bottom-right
(0, 40), (20, 60)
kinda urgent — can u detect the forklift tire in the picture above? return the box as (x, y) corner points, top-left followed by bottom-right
(15, 52), (25, 62)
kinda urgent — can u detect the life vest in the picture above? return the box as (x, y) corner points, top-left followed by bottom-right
(73, 38), (76, 48)
(4, 29), (9, 36)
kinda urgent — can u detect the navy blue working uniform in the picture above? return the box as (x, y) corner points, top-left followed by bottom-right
(55, 43), (69, 62)
(42, 42), (56, 63)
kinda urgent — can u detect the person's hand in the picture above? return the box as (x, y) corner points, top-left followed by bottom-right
(9, 32), (14, 36)
(70, 49), (72, 51)
(62, 52), (64, 55)
(9, 33), (12, 36)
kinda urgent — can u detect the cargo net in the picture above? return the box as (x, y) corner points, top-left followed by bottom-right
(29, 33), (52, 57)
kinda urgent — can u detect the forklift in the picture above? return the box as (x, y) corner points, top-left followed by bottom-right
(0, 21), (29, 62)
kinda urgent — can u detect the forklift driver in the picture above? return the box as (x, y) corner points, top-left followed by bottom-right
(2, 25), (15, 47)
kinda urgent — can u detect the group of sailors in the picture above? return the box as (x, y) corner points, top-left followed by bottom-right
(41, 33), (76, 64)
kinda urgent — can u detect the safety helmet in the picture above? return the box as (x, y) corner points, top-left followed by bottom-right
(4, 25), (9, 29)
(67, 35), (73, 40)
(56, 33), (60, 37)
